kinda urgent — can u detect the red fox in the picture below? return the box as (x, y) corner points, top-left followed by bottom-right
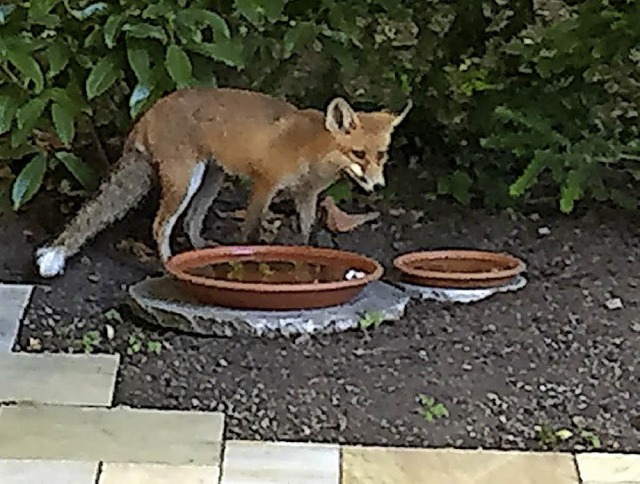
(35, 87), (411, 278)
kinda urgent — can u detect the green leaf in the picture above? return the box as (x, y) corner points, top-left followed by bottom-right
(610, 188), (637, 210)
(46, 41), (70, 79)
(234, 0), (261, 24)
(6, 50), (45, 93)
(127, 44), (151, 83)
(84, 27), (104, 48)
(165, 45), (193, 88)
(0, 95), (19, 135)
(46, 86), (86, 116)
(11, 97), (49, 148)
(123, 23), (168, 43)
(187, 39), (245, 68)
(177, 8), (231, 40)
(104, 14), (124, 48)
(559, 168), (584, 213)
(283, 22), (315, 58)
(261, 0), (286, 22)
(29, 12), (60, 27)
(86, 57), (120, 100)
(432, 403), (449, 418)
(17, 97), (48, 130)
(72, 2), (108, 20)
(437, 170), (472, 205)
(0, 143), (39, 161)
(29, 0), (62, 18)
(191, 55), (218, 87)
(325, 179), (352, 204)
(0, 4), (16, 24)
(142, 4), (172, 18)
(55, 151), (97, 190)
(12, 153), (47, 210)
(51, 103), (75, 146)
(129, 83), (152, 118)
(555, 429), (573, 441)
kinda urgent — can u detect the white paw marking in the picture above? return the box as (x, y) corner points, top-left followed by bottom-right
(36, 246), (67, 278)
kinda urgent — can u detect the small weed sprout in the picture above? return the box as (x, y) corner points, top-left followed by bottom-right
(82, 330), (101, 353)
(418, 394), (449, 422)
(534, 424), (602, 450)
(359, 310), (384, 331)
(127, 334), (142, 355)
(147, 340), (162, 355)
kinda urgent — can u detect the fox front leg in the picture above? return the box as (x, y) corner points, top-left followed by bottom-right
(292, 184), (324, 245)
(241, 177), (276, 244)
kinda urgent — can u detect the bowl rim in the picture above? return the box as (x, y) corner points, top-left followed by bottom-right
(165, 245), (384, 293)
(393, 249), (526, 282)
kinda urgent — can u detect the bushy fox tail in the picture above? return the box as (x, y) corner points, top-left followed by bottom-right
(35, 148), (155, 278)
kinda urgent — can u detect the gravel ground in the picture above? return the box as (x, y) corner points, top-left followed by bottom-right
(2, 180), (639, 453)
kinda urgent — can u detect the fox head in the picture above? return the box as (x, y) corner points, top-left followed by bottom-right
(324, 97), (412, 192)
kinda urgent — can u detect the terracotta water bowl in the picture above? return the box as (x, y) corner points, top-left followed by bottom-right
(165, 245), (384, 310)
(393, 249), (526, 289)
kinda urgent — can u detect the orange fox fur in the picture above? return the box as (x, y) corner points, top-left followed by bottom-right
(35, 87), (411, 277)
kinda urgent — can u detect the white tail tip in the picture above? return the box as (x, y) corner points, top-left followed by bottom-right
(36, 246), (67, 278)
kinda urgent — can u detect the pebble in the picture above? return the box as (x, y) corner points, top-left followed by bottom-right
(605, 297), (623, 310)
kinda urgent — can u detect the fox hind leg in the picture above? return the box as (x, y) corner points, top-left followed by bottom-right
(182, 162), (226, 249)
(153, 160), (207, 262)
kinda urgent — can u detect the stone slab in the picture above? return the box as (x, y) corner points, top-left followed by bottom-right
(341, 446), (580, 484)
(128, 277), (409, 337)
(99, 463), (220, 484)
(400, 275), (527, 304)
(576, 453), (640, 483)
(221, 440), (340, 483)
(0, 284), (33, 352)
(0, 404), (224, 465)
(0, 352), (119, 406)
(0, 459), (98, 484)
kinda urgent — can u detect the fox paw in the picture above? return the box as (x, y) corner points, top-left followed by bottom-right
(36, 246), (67, 278)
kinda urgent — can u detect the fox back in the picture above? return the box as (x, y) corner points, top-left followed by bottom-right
(131, 88), (411, 191)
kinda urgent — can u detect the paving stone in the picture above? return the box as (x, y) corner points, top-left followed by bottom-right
(99, 463), (220, 484)
(0, 284), (33, 352)
(221, 440), (340, 483)
(576, 453), (640, 483)
(0, 352), (119, 406)
(341, 446), (580, 484)
(0, 404), (224, 465)
(0, 459), (98, 483)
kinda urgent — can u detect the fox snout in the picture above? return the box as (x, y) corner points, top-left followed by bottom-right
(345, 163), (386, 192)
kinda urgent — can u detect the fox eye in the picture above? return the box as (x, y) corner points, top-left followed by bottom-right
(377, 150), (387, 161)
(351, 150), (366, 160)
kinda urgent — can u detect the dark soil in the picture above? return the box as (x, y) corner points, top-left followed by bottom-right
(2, 175), (639, 453)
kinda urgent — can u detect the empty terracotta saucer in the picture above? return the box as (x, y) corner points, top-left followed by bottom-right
(393, 249), (526, 289)
(165, 245), (384, 310)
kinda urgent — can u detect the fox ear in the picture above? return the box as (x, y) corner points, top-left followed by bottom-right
(391, 100), (413, 128)
(325, 97), (360, 135)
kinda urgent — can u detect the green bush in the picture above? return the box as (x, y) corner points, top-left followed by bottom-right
(474, 0), (640, 212)
(0, 0), (637, 213)
(0, 0), (432, 210)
